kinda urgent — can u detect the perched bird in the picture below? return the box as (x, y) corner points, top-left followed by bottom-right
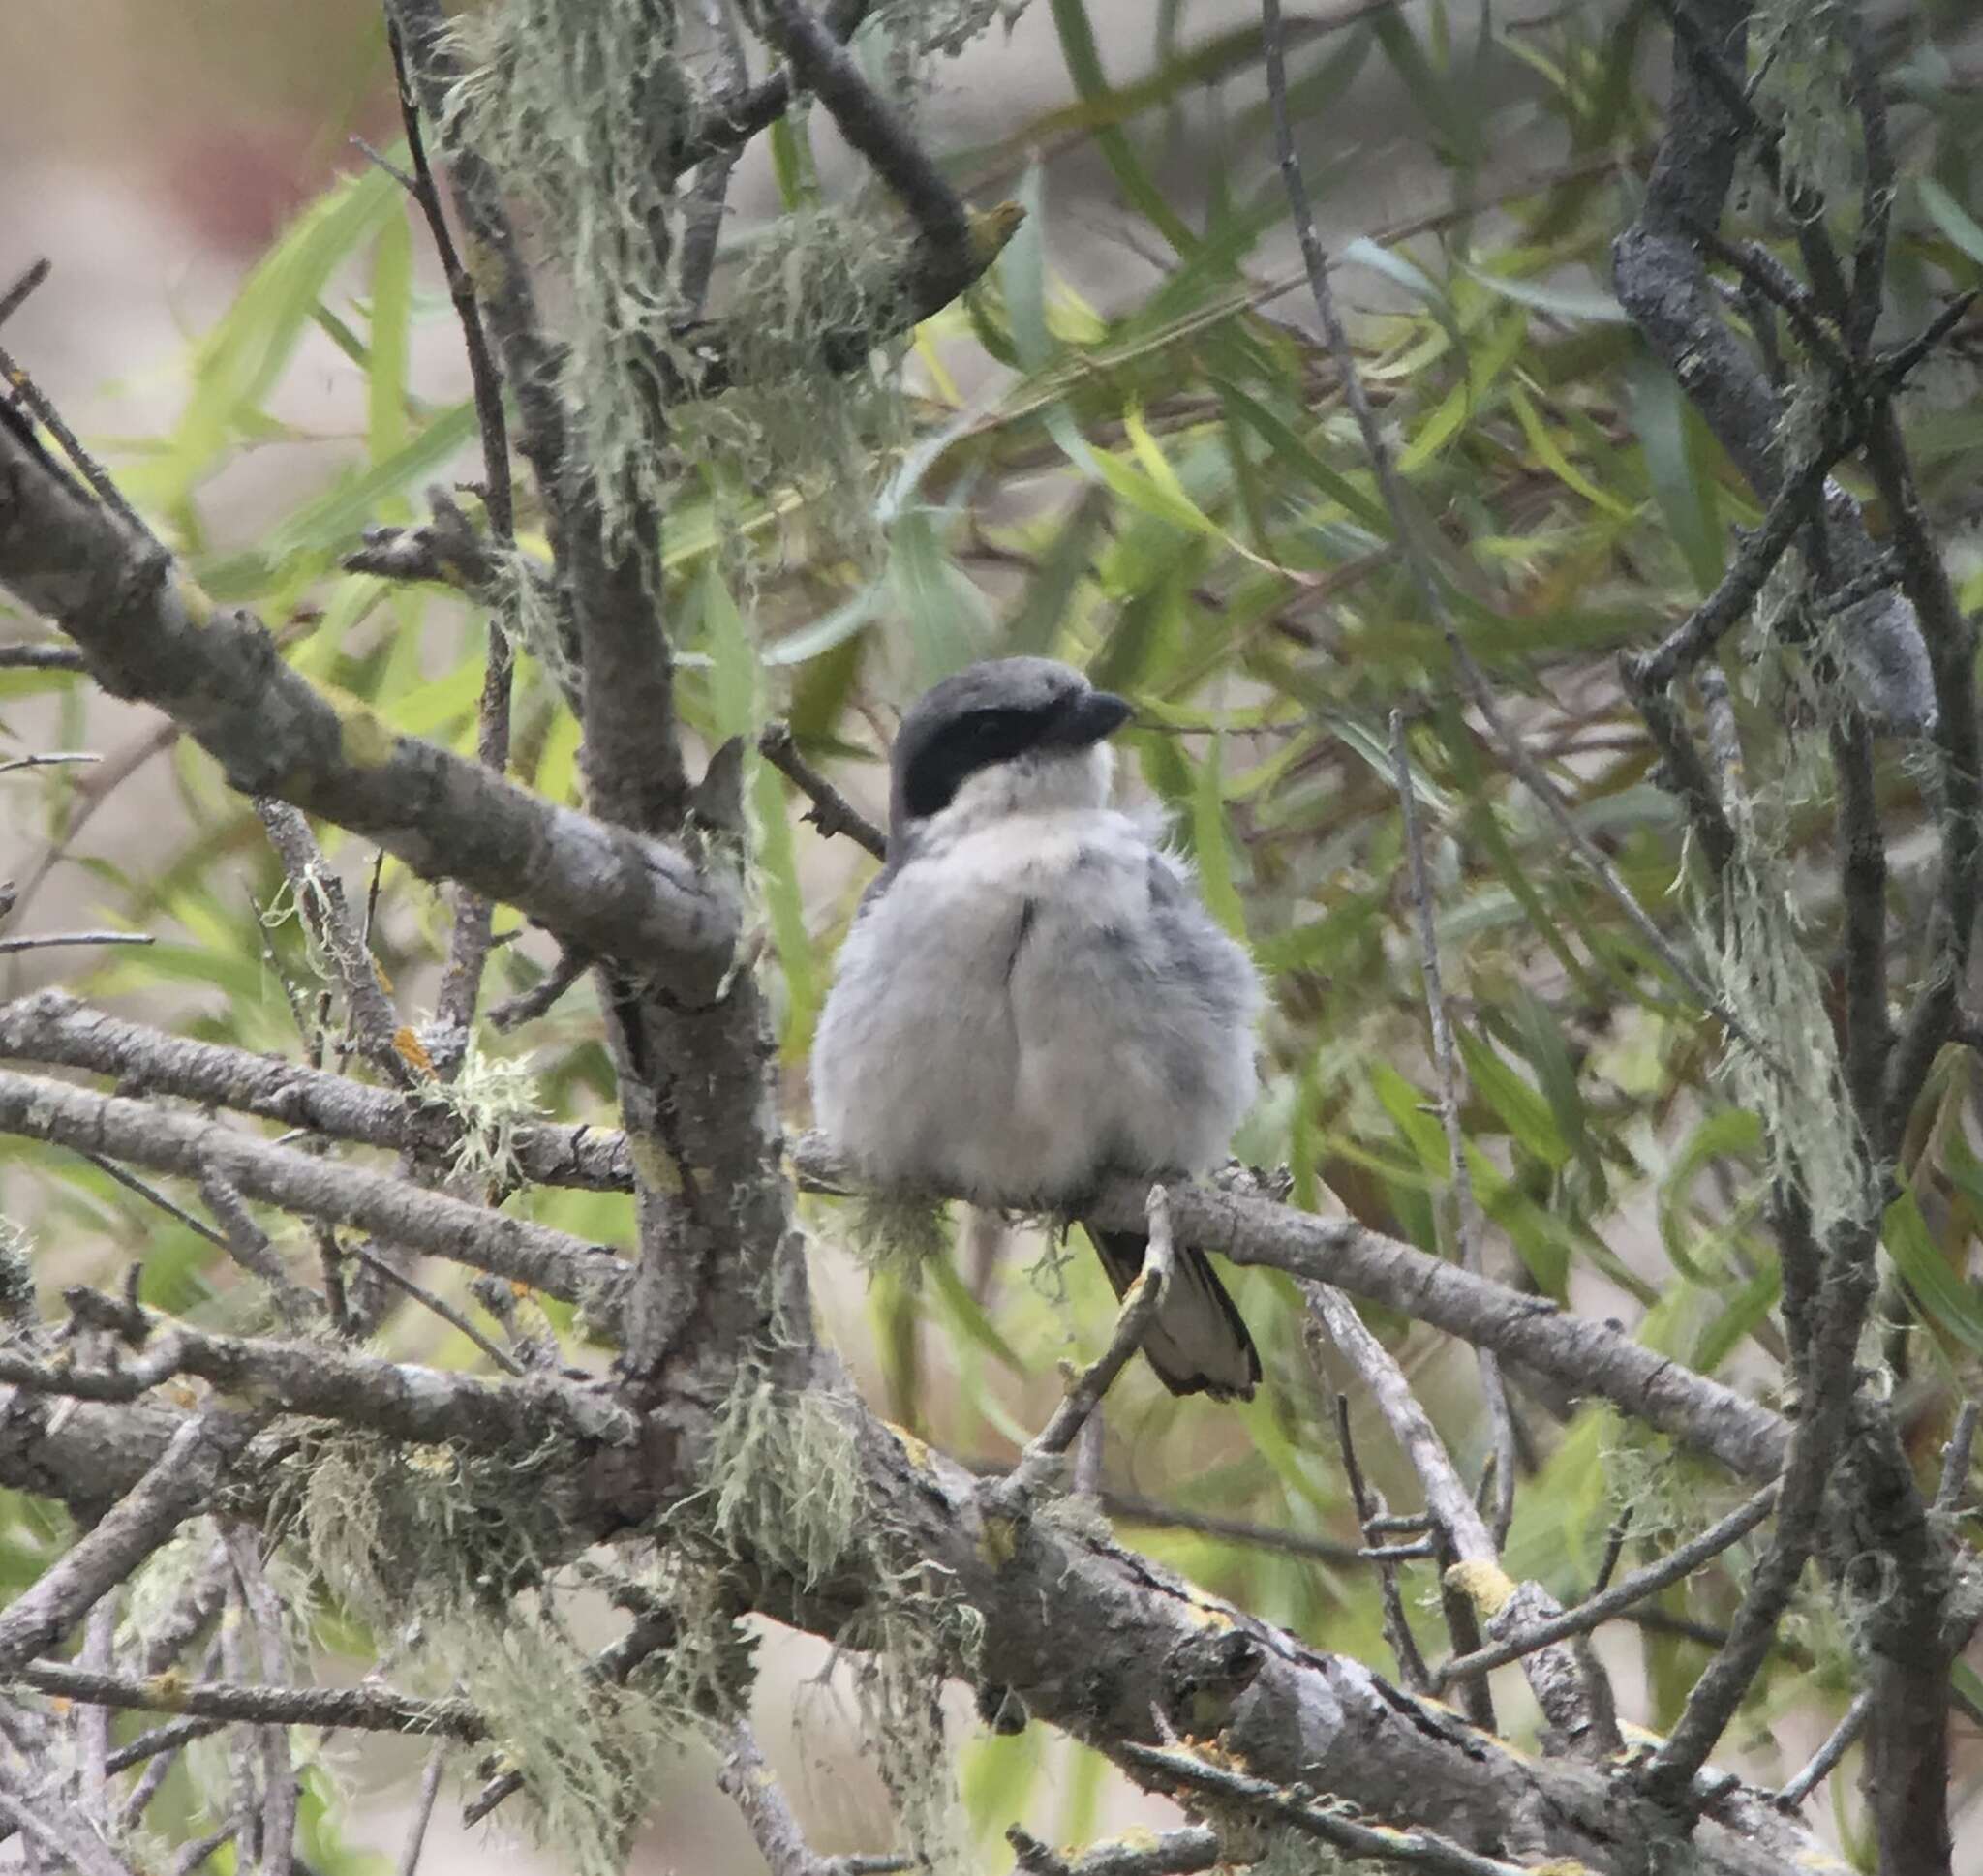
(810, 656), (1263, 1399)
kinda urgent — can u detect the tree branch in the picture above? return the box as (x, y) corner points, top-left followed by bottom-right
(0, 1065), (630, 1318)
(758, 723), (888, 861)
(1388, 711), (1515, 1543)
(992, 1186), (1176, 1505)
(0, 990), (632, 1192)
(0, 414), (736, 978)
(0, 1407), (261, 1673)
(0, 1304), (632, 1450)
(806, 1137), (1795, 1481)
(13, 1660), (484, 1741)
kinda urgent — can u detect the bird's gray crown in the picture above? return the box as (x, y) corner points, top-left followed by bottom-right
(887, 657), (1131, 846)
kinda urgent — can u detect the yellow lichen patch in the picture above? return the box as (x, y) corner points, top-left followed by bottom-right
(627, 1136), (680, 1195)
(174, 575), (217, 626)
(1181, 1588), (1236, 1630)
(144, 1669), (189, 1708)
(324, 686), (399, 770)
(966, 200), (1027, 273)
(883, 1420), (935, 1475)
(393, 1027), (434, 1078)
(978, 1510), (1019, 1570)
(1444, 1557), (1516, 1618)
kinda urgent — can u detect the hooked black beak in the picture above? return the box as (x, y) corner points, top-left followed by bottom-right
(1043, 688), (1134, 748)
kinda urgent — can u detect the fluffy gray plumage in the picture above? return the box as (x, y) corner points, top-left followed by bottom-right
(810, 656), (1263, 1399)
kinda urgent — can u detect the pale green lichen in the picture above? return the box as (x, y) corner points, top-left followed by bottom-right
(666, 204), (915, 585)
(1752, 0), (1859, 212)
(440, 0), (1021, 587)
(705, 1370), (863, 1590)
(292, 1430), (693, 1876)
(483, 547), (575, 694)
(0, 1215), (34, 1329)
(1244, 1827), (1355, 1874)
(683, 1369), (974, 1871)
(445, 0), (690, 551)
(1681, 703), (1879, 1248)
(326, 689), (399, 769)
(839, 1188), (953, 1276)
(435, 1044), (544, 1192)
(256, 861), (345, 986)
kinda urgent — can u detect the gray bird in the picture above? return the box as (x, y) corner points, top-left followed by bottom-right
(810, 655), (1263, 1400)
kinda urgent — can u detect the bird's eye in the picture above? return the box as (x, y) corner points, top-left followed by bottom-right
(963, 710), (1022, 742)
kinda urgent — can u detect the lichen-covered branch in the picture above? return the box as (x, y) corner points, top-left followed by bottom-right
(0, 1407), (261, 1673)
(0, 1065), (629, 1316)
(14, 1661), (484, 1741)
(0, 416), (736, 979)
(0, 990), (632, 1192)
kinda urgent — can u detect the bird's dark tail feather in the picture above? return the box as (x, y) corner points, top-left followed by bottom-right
(1089, 1228), (1261, 1401)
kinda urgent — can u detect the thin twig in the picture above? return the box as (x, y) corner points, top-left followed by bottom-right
(1774, 1688), (1871, 1810)
(1591, 1506), (1634, 1596)
(198, 1161), (321, 1331)
(716, 1720), (835, 1876)
(758, 724), (888, 860)
(1116, 1741), (1534, 1876)
(222, 1523), (294, 1876)
(1009, 1824), (1214, 1876)
(13, 1660), (483, 1740)
(677, 0), (749, 321)
(1877, 290), (1980, 392)
(1332, 1392), (1431, 1692)
(0, 930), (152, 954)
(755, 0), (969, 277)
(0, 751), (100, 776)
(487, 946), (595, 1031)
(170, 1822), (237, 1876)
(383, 16), (519, 1044)
(0, 259), (51, 330)
(1937, 1402), (1979, 1510)
(107, 1715), (228, 1783)
(346, 1241), (525, 1377)
(1388, 710), (1515, 1544)
(0, 643), (86, 671)
(254, 800), (411, 1087)
(0, 335), (158, 545)
(1432, 1480), (1779, 1691)
(75, 1595), (116, 1812)
(1625, 416), (1861, 694)
(994, 1187), (1176, 1504)
(396, 1748), (449, 1876)
(78, 1149), (229, 1250)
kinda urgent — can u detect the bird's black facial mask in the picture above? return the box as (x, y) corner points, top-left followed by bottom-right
(897, 688), (1131, 824)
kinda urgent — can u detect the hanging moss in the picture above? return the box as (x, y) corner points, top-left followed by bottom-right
(1751, 0), (1860, 212)
(0, 1215), (34, 1326)
(705, 1369), (863, 1590)
(290, 1430), (730, 1876)
(837, 1187), (953, 1276)
(441, 0), (1022, 581)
